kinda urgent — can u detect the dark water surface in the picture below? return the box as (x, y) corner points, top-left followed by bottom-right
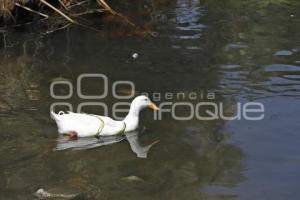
(0, 0), (300, 199)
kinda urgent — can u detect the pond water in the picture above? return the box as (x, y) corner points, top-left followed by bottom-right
(0, 0), (300, 199)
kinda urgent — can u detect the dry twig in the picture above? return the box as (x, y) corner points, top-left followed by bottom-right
(40, 0), (75, 23)
(15, 2), (49, 18)
(96, 0), (136, 27)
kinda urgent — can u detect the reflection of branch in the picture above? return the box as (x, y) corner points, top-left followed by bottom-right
(68, 0), (90, 9)
(72, 9), (105, 17)
(97, 0), (117, 15)
(40, 0), (75, 23)
(2, 32), (15, 48)
(58, 0), (69, 11)
(40, 0), (102, 33)
(209, 164), (224, 185)
(15, 3), (48, 19)
(45, 23), (72, 34)
(2, 32), (7, 48)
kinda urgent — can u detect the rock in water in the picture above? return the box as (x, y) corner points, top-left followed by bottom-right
(121, 175), (145, 183)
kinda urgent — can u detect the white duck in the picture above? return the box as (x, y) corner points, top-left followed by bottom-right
(51, 96), (159, 138)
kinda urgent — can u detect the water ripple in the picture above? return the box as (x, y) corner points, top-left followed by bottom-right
(219, 62), (300, 99)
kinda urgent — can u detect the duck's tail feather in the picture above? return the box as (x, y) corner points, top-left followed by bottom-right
(50, 111), (65, 120)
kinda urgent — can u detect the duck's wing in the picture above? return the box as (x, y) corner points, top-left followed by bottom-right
(52, 112), (104, 137)
(96, 115), (126, 136)
(52, 111), (126, 137)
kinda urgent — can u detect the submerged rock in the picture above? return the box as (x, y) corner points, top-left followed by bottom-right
(121, 175), (145, 183)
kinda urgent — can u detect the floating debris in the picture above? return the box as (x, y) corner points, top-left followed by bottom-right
(34, 188), (79, 199)
(132, 52), (139, 59)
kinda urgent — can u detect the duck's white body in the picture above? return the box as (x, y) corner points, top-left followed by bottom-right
(51, 96), (159, 137)
(51, 112), (127, 137)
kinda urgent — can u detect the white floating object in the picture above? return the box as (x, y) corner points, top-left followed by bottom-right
(132, 53), (139, 59)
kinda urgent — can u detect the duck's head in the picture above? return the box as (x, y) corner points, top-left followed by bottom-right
(131, 95), (159, 112)
(124, 95), (159, 132)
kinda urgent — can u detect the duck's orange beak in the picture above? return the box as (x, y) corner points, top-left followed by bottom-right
(148, 102), (159, 111)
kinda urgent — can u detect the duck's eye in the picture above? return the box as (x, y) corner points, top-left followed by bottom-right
(144, 98), (148, 101)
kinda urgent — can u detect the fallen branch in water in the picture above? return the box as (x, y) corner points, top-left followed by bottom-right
(96, 0), (136, 27)
(72, 8), (105, 17)
(1, 0), (140, 34)
(58, 0), (70, 11)
(68, 0), (90, 9)
(15, 2), (49, 19)
(45, 22), (72, 34)
(97, 0), (116, 15)
(39, 0), (104, 33)
(40, 0), (75, 23)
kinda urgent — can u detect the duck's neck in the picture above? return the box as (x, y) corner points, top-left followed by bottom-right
(123, 104), (141, 132)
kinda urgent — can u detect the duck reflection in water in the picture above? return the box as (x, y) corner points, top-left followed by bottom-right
(55, 128), (159, 159)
